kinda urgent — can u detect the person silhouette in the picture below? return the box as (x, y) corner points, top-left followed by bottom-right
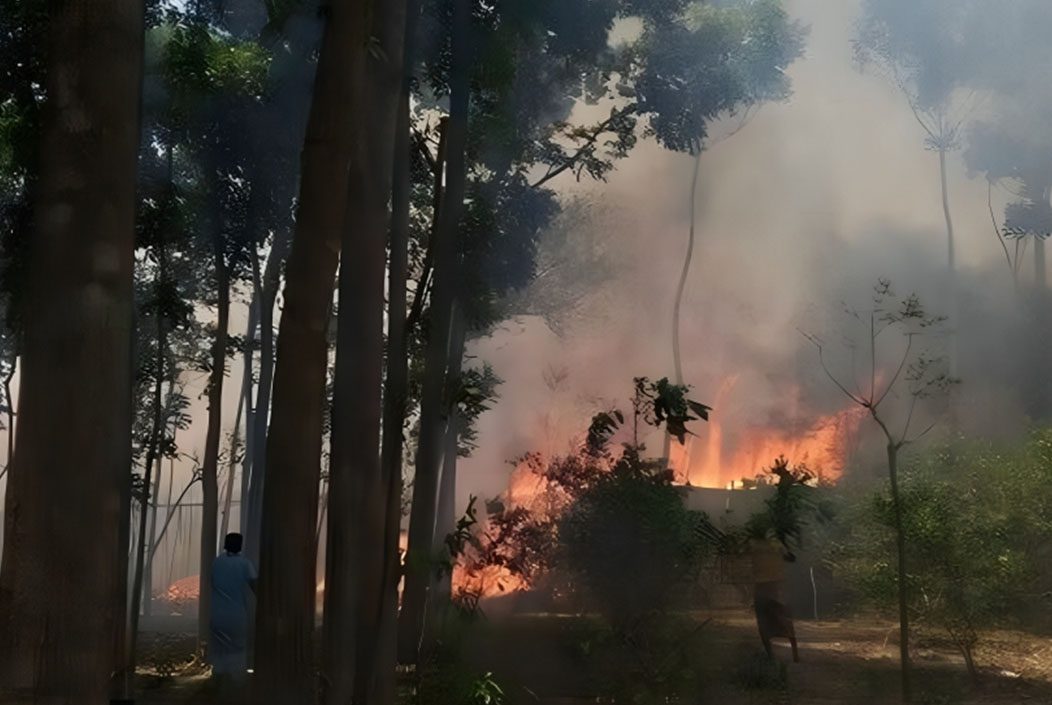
(750, 536), (799, 662)
(208, 532), (257, 691)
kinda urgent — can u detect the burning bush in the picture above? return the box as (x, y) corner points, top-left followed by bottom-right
(454, 377), (710, 604)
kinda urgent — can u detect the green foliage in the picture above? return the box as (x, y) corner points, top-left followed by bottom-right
(555, 426), (716, 703)
(854, 0), (977, 112)
(451, 364), (502, 457)
(576, 612), (709, 705)
(634, 0), (806, 153)
(735, 456), (822, 557)
(160, 23), (270, 104)
(633, 376), (711, 444)
(559, 457), (711, 621)
(831, 433), (1052, 671)
(416, 648), (507, 705)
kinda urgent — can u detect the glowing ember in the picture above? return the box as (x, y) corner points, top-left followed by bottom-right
(452, 562), (527, 598)
(162, 574), (199, 604)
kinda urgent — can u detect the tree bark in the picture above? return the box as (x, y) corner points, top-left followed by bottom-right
(398, 0), (473, 665)
(886, 443), (912, 703)
(144, 435), (164, 617)
(323, 0), (407, 701)
(127, 309), (167, 676)
(244, 228), (293, 563)
(373, 4), (422, 696)
(220, 358), (249, 543)
(405, 120), (449, 336)
(252, 0), (365, 699)
(198, 247), (231, 649)
(239, 250), (261, 538)
(938, 148), (958, 383)
(664, 149), (702, 469)
(0, 0), (143, 700)
(430, 303), (468, 616)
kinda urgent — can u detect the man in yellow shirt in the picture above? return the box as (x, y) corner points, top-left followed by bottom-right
(750, 537), (799, 662)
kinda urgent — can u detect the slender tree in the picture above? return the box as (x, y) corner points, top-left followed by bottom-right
(0, 0), (144, 701)
(855, 0), (983, 382)
(805, 280), (956, 703)
(398, 0), (473, 664)
(253, 0), (366, 699)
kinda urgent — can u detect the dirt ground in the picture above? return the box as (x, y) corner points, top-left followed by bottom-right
(136, 610), (1052, 705)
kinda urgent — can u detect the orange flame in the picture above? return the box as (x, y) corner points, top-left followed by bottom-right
(671, 392), (865, 488)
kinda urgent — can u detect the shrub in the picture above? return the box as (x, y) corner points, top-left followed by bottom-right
(832, 431), (1052, 679)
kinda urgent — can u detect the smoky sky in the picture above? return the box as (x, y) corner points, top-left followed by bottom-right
(460, 0), (1040, 505)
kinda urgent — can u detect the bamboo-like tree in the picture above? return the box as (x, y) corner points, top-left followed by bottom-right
(252, 0), (368, 700)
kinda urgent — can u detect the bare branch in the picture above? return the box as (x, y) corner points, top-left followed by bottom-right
(706, 105), (758, 149)
(874, 333), (914, 409)
(987, 180), (1014, 274)
(800, 329), (867, 407)
(869, 406), (896, 446)
(900, 391), (919, 441)
(530, 104), (637, 190)
(870, 312), (877, 403)
(905, 420), (938, 445)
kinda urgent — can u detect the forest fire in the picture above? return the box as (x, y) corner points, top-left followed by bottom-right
(669, 405), (867, 487)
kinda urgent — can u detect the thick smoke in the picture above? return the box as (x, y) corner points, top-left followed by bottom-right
(459, 0), (1041, 504)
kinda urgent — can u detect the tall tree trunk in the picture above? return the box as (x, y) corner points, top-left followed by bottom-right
(244, 229), (293, 563)
(144, 143), (178, 622)
(227, 293), (258, 542)
(430, 303), (468, 615)
(220, 365), (249, 542)
(128, 308), (167, 677)
(239, 249), (261, 537)
(664, 149), (702, 469)
(374, 3), (421, 695)
(198, 248), (231, 649)
(887, 443), (912, 703)
(252, 0), (365, 700)
(0, 0), (143, 700)
(398, 0), (472, 665)
(144, 436), (164, 618)
(323, 1), (407, 702)
(938, 148), (958, 382)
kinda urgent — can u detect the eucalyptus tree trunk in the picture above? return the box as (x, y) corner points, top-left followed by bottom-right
(128, 308), (167, 675)
(220, 361), (249, 542)
(252, 0), (366, 699)
(938, 148), (958, 384)
(198, 247), (231, 649)
(398, 0), (473, 665)
(323, 1), (407, 702)
(144, 439), (164, 617)
(0, 0), (143, 700)
(430, 303), (468, 615)
(244, 228), (293, 563)
(373, 6), (421, 697)
(238, 247), (260, 539)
